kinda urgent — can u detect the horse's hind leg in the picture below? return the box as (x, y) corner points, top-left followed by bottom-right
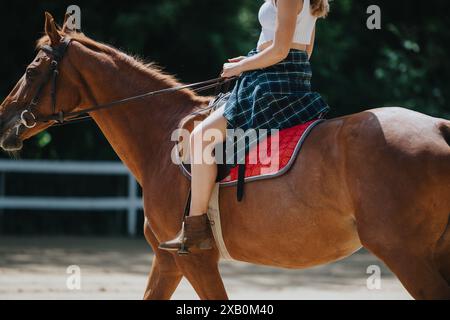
(373, 249), (450, 300)
(143, 220), (183, 300)
(436, 217), (450, 285)
(359, 211), (450, 300)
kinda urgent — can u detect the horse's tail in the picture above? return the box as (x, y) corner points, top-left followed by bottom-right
(436, 121), (450, 284)
(439, 121), (450, 148)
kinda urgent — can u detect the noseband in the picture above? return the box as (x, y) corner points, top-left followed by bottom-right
(16, 37), (235, 133)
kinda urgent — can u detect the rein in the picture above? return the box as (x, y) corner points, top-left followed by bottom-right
(19, 37), (236, 130)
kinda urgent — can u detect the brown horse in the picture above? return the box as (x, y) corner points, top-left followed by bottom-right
(1, 13), (449, 300)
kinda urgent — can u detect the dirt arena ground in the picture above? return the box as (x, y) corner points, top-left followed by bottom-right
(0, 237), (411, 300)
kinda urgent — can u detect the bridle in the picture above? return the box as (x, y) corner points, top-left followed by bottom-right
(18, 37), (236, 132)
(19, 37), (72, 129)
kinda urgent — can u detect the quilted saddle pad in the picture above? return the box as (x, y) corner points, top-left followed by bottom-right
(219, 119), (324, 185)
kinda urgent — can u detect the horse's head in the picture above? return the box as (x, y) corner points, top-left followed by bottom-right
(0, 12), (82, 152)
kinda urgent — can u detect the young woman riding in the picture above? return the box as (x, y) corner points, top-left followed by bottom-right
(159, 0), (331, 253)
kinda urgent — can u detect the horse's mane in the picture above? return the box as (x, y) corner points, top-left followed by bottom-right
(36, 32), (210, 105)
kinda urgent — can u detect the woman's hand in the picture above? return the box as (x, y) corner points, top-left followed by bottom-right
(221, 61), (244, 78)
(221, 56), (247, 78)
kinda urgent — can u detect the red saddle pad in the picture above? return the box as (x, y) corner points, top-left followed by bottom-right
(220, 119), (324, 185)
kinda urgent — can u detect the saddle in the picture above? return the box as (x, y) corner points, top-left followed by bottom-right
(176, 92), (326, 201)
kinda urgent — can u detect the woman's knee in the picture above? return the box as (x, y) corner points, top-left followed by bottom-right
(190, 121), (226, 149)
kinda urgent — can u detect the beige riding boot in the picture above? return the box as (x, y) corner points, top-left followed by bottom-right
(158, 214), (214, 254)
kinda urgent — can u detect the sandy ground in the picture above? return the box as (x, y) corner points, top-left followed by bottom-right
(0, 236), (411, 300)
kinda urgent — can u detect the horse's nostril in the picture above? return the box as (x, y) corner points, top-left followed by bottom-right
(0, 114), (20, 139)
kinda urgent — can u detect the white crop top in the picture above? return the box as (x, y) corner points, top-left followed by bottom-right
(257, 0), (317, 47)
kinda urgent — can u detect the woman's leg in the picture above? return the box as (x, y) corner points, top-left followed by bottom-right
(189, 105), (228, 216)
(158, 106), (228, 253)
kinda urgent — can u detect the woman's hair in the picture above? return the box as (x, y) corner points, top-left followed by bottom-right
(270, 0), (330, 18)
(310, 0), (330, 18)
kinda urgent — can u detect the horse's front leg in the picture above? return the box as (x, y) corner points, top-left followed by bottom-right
(174, 251), (229, 300)
(143, 219), (183, 300)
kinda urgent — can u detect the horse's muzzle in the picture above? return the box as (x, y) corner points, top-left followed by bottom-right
(0, 113), (24, 151)
(0, 132), (23, 151)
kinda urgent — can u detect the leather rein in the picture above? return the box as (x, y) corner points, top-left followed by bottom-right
(18, 37), (236, 131)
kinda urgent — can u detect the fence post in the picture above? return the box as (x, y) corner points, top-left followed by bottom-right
(127, 173), (138, 237)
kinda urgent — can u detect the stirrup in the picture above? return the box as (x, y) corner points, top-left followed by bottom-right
(177, 189), (192, 256)
(177, 241), (190, 255)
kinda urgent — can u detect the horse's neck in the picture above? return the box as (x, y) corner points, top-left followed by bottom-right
(76, 49), (208, 184)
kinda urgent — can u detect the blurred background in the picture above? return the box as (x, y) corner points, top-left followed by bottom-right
(1, 0), (449, 236)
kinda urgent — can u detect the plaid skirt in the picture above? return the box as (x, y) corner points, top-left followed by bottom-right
(222, 48), (330, 167)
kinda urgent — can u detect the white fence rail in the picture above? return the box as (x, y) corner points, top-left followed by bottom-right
(0, 160), (142, 236)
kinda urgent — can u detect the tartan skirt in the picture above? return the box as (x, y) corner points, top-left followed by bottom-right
(222, 48), (330, 167)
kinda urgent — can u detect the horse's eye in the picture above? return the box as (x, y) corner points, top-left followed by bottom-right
(26, 68), (38, 80)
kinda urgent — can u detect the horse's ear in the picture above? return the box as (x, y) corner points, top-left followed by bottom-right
(62, 13), (72, 33)
(44, 12), (62, 45)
